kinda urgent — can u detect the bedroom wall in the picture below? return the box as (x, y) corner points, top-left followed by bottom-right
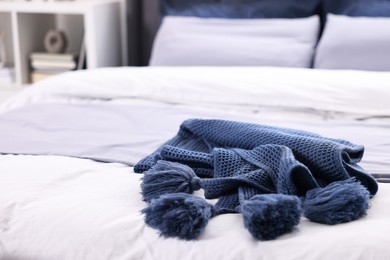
(74, 0), (129, 65)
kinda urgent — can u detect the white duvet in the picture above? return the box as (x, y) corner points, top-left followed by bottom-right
(1, 67), (390, 260)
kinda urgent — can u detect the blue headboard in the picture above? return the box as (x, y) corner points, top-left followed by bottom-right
(134, 0), (323, 66)
(128, 0), (390, 66)
(161, 0), (320, 18)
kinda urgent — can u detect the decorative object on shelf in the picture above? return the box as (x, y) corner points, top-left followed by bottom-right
(29, 31), (85, 83)
(44, 30), (68, 54)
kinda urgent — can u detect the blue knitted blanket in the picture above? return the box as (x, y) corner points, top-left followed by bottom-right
(135, 119), (378, 213)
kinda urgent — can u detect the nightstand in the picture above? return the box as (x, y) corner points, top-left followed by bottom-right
(0, 0), (126, 89)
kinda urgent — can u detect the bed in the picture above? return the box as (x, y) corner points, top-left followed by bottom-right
(1, 0), (390, 259)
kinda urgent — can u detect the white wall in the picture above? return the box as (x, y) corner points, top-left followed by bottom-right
(55, 15), (84, 54)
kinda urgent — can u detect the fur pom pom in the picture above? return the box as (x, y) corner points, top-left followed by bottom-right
(142, 193), (215, 240)
(303, 179), (370, 225)
(241, 194), (302, 240)
(141, 161), (201, 202)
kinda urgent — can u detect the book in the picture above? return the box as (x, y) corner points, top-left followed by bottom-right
(31, 59), (77, 70)
(0, 67), (15, 86)
(30, 52), (78, 62)
(0, 67), (14, 76)
(30, 71), (60, 84)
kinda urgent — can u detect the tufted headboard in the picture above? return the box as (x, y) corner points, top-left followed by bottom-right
(130, 0), (323, 66)
(127, 0), (390, 69)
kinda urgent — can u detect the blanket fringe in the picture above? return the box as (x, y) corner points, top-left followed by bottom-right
(303, 178), (370, 224)
(241, 194), (302, 240)
(141, 161), (201, 202)
(142, 193), (215, 240)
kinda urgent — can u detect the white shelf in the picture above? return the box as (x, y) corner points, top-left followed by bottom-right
(0, 0), (125, 89)
(0, 0), (120, 14)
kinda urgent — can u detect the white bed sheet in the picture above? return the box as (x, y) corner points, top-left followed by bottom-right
(1, 67), (390, 259)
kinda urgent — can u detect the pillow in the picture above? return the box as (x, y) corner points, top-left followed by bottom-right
(149, 16), (320, 67)
(162, 0), (321, 19)
(314, 14), (390, 71)
(322, 0), (390, 17)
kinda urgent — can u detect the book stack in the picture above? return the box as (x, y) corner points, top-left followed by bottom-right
(29, 52), (79, 83)
(0, 67), (15, 86)
(0, 32), (14, 86)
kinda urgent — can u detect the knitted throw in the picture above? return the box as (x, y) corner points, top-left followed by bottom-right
(135, 119), (378, 213)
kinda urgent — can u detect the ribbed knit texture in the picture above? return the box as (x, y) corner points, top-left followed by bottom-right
(135, 119), (378, 213)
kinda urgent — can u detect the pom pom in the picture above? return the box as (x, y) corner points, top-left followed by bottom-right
(241, 194), (302, 240)
(142, 193), (215, 240)
(141, 161), (201, 202)
(303, 179), (370, 225)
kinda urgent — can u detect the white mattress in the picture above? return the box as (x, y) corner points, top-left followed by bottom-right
(1, 66), (390, 259)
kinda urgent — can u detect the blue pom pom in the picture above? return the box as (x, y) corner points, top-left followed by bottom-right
(303, 179), (370, 225)
(241, 194), (302, 240)
(141, 161), (201, 202)
(142, 193), (215, 240)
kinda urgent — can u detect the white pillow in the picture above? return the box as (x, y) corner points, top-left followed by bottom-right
(149, 16), (320, 67)
(314, 14), (390, 71)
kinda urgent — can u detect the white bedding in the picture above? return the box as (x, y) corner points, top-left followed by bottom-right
(1, 67), (390, 259)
